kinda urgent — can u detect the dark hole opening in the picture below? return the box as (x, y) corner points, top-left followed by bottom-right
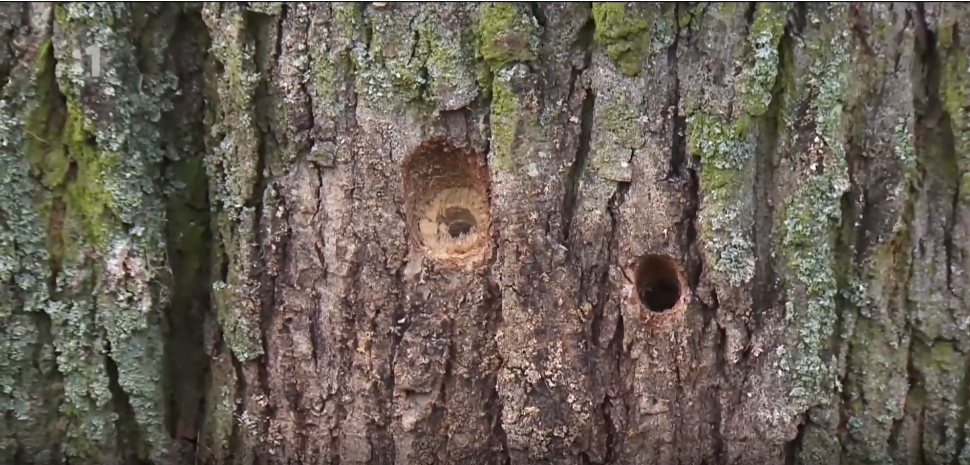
(634, 254), (683, 313)
(440, 207), (477, 238)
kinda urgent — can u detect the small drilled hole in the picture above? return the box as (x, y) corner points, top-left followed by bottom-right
(634, 254), (684, 313)
(440, 207), (477, 238)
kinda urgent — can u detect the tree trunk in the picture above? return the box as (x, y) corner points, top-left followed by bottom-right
(1, 2), (968, 464)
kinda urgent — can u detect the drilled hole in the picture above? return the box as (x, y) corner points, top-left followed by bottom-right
(634, 254), (684, 313)
(440, 207), (477, 238)
(403, 139), (491, 265)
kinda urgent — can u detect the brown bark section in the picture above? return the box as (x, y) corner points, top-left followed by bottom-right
(0, 2), (968, 465)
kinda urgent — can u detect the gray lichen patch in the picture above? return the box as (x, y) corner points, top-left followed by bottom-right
(681, 2), (791, 290)
(350, 2), (481, 117)
(739, 3), (790, 116)
(688, 112), (757, 287)
(0, 10), (63, 465)
(353, 3), (430, 109)
(775, 3), (852, 415)
(201, 2), (266, 363)
(423, 3), (479, 111)
(51, 2), (180, 462)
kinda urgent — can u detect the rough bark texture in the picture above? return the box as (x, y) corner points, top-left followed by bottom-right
(0, 2), (968, 465)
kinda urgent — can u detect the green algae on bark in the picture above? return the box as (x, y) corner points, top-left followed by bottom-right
(476, 2), (539, 70)
(591, 2), (676, 77)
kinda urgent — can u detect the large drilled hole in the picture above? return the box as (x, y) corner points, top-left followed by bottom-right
(403, 138), (491, 265)
(634, 254), (684, 313)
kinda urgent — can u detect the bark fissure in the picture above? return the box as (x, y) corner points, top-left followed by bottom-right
(104, 339), (145, 465)
(953, 357), (970, 465)
(227, 343), (248, 464)
(560, 14), (596, 246)
(601, 177), (629, 460)
(485, 275), (510, 465)
(561, 85), (594, 243)
(160, 8), (212, 450)
(26, 18), (70, 464)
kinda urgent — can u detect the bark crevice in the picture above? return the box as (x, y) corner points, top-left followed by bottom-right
(561, 84), (594, 243)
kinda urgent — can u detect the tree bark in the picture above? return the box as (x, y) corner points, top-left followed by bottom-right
(1, 2), (968, 465)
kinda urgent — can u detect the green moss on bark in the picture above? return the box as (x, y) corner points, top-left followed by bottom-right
(588, 97), (640, 182)
(939, 24), (969, 198)
(476, 2), (538, 70)
(489, 68), (520, 172)
(592, 2), (675, 76)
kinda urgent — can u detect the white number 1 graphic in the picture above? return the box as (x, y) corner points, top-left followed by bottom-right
(72, 44), (101, 77)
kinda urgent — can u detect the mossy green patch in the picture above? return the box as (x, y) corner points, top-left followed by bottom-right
(25, 41), (69, 189)
(201, 357), (238, 462)
(341, 4), (440, 118)
(910, 340), (967, 465)
(589, 96), (640, 182)
(592, 3), (648, 76)
(939, 27), (969, 199)
(308, 3), (359, 122)
(477, 2), (539, 70)
(61, 102), (114, 249)
(359, 8), (428, 103)
(596, 99), (642, 149)
(592, 2), (675, 76)
(489, 70), (520, 172)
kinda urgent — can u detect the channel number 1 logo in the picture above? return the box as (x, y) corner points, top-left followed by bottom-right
(73, 45), (102, 78)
